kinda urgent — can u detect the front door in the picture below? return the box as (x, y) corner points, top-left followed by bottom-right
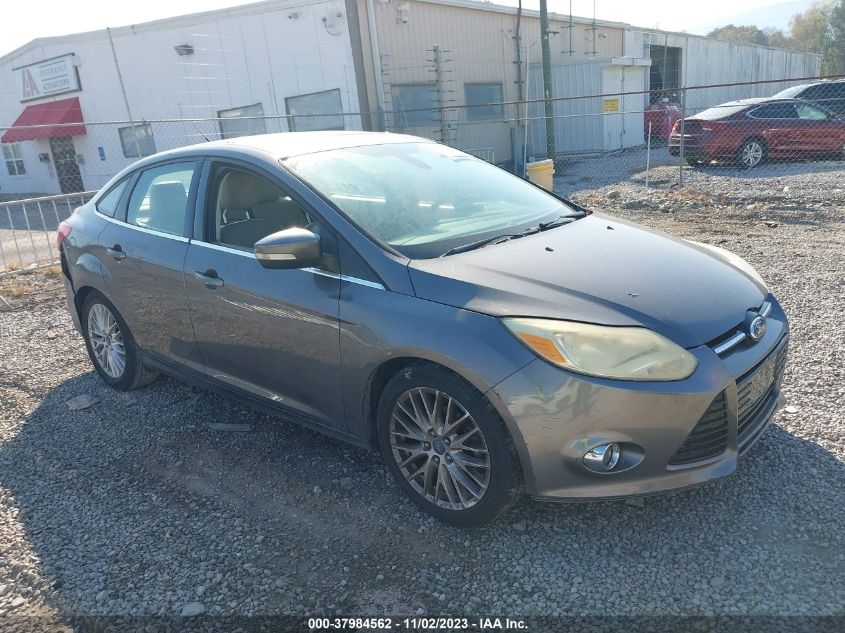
(49, 136), (83, 193)
(98, 160), (204, 372)
(184, 163), (345, 430)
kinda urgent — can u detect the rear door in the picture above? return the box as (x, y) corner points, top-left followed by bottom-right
(98, 160), (204, 372)
(747, 103), (798, 155)
(183, 160), (345, 430)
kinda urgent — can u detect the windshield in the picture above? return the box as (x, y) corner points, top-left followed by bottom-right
(772, 85), (805, 99)
(691, 103), (750, 120)
(282, 142), (579, 258)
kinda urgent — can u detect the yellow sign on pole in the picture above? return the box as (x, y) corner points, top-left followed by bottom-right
(602, 98), (620, 113)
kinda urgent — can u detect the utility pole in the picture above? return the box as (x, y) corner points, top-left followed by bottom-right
(539, 0), (556, 161)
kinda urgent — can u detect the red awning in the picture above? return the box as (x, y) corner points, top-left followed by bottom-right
(1, 97), (86, 143)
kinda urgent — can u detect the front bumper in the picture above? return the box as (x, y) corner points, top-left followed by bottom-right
(489, 297), (789, 500)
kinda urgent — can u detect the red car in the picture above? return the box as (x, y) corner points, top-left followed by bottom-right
(644, 97), (683, 141)
(668, 98), (845, 168)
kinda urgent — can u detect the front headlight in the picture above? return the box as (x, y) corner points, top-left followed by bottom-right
(688, 240), (768, 291)
(502, 318), (698, 381)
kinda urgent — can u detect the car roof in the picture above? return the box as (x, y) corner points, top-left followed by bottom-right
(184, 131), (433, 160)
(709, 97), (801, 108)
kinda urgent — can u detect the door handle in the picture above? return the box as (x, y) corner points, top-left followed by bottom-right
(194, 270), (224, 289)
(106, 245), (126, 261)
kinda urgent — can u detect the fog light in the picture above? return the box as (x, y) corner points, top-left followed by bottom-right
(583, 443), (621, 472)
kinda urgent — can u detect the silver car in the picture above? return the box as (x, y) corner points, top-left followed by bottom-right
(59, 132), (788, 526)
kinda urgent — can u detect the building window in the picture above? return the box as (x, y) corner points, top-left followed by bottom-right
(464, 83), (504, 121)
(2, 143), (26, 176)
(218, 103), (267, 140)
(119, 124), (156, 158)
(285, 89), (345, 132)
(391, 84), (437, 127)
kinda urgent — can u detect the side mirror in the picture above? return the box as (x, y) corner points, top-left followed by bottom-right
(254, 227), (321, 269)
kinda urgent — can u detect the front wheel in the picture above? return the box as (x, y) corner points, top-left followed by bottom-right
(81, 292), (158, 391)
(736, 138), (766, 169)
(377, 363), (523, 527)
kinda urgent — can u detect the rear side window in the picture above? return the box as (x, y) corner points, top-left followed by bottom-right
(95, 179), (129, 218)
(126, 162), (197, 237)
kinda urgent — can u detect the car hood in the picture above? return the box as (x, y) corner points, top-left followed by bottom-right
(407, 214), (766, 348)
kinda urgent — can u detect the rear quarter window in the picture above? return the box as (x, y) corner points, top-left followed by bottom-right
(95, 179), (129, 218)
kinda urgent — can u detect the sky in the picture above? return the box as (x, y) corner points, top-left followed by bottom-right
(0, 0), (817, 55)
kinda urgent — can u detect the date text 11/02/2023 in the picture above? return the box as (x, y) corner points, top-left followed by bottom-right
(307, 617), (528, 630)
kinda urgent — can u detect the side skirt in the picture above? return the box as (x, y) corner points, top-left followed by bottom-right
(141, 353), (374, 451)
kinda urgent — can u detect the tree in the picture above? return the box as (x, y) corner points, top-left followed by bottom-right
(822, 0), (845, 74)
(764, 28), (791, 49)
(707, 24), (770, 45)
(789, 1), (833, 53)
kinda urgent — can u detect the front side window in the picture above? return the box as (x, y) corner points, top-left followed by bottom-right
(119, 124), (156, 158)
(750, 103), (797, 119)
(284, 142), (577, 259)
(391, 84), (437, 127)
(218, 103), (267, 140)
(126, 162), (197, 236)
(465, 83), (504, 121)
(285, 89), (345, 132)
(2, 143), (25, 176)
(795, 103), (829, 120)
(210, 167), (309, 250)
(95, 179), (129, 217)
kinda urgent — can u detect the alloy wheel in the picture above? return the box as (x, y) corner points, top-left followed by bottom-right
(87, 303), (126, 378)
(389, 387), (491, 510)
(741, 141), (764, 168)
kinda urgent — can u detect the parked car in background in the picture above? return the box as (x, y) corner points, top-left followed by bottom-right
(669, 97), (845, 168)
(771, 79), (845, 117)
(59, 132), (788, 526)
(644, 95), (683, 141)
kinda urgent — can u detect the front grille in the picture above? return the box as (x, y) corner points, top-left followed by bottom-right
(737, 340), (788, 452)
(669, 392), (729, 465)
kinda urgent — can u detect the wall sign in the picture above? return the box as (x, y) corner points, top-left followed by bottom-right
(15, 54), (80, 102)
(602, 98), (620, 113)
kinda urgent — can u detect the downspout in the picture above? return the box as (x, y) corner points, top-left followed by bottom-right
(365, 0), (386, 130)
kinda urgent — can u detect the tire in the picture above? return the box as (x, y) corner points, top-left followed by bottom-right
(686, 158), (701, 167)
(376, 362), (523, 527)
(81, 291), (159, 391)
(735, 138), (766, 169)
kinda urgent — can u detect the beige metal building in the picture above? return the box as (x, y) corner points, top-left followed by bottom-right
(350, 0), (821, 163)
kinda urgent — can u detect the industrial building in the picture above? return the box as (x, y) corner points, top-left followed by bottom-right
(0, 0), (821, 194)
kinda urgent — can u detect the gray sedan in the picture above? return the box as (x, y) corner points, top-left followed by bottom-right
(58, 132), (788, 526)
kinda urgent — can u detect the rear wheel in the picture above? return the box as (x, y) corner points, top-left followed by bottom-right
(81, 292), (158, 391)
(377, 363), (523, 527)
(736, 138), (766, 169)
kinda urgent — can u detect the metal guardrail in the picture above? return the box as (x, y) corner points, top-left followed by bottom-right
(0, 191), (97, 274)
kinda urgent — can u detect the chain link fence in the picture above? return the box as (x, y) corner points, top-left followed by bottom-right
(2, 76), (843, 273)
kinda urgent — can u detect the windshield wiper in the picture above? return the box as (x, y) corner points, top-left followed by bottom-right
(440, 230), (537, 257)
(537, 211), (587, 231)
(439, 212), (586, 257)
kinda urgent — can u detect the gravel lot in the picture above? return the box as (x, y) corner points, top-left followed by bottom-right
(0, 158), (843, 629)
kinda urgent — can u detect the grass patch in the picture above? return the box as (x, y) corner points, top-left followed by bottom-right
(3, 282), (28, 298)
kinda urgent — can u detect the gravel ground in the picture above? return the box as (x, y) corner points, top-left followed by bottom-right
(0, 160), (844, 630)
